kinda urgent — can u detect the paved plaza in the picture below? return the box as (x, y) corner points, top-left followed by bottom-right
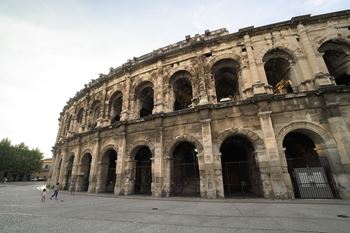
(0, 182), (350, 233)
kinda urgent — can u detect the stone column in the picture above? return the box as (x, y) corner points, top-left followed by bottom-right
(197, 54), (209, 104)
(71, 140), (81, 192)
(258, 111), (289, 199)
(153, 62), (165, 114)
(297, 24), (333, 88)
(115, 131), (127, 195)
(213, 153), (224, 198)
(58, 151), (68, 188)
(49, 154), (59, 188)
(199, 117), (217, 199)
(323, 94), (350, 171)
(244, 34), (267, 95)
(88, 134), (101, 193)
(121, 74), (131, 121)
(316, 145), (350, 199)
(153, 119), (164, 197)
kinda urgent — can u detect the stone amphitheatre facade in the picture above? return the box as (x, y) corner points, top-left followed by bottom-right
(48, 10), (350, 199)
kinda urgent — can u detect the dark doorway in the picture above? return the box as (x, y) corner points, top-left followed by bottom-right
(81, 153), (92, 192)
(64, 156), (74, 190)
(319, 40), (350, 86)
(283, 132), (337, 198)
(171, 142), (200, 196)
(212, 59), (240, 102)
(220, 136), (261, 197)
(134, 146), (152, 195)
(102, 149), (117, 193)
(171, 71), (193, 110)
(138, 86), (154, 117)
(263, 49), (294, 94)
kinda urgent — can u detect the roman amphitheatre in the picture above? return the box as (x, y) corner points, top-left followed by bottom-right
(48, 10), (350, 199)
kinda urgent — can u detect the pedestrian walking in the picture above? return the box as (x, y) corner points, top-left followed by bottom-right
(41, 188), (47, 202)
(50, 182), (60, 200)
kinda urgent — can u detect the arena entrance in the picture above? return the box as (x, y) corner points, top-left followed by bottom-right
(171, 142), (200, 197)
(220, 136), (261, 197)
(80, 153), (92, 192)
(64, 155), (74, 190)
(134, 146), (152, 195)
(100, 149), (117, 193)
(283, 132), (337, 199)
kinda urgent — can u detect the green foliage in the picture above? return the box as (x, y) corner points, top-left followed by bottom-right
(0, 138), (43, 177)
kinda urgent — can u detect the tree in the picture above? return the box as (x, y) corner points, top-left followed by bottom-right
(0, 138), (43, 181)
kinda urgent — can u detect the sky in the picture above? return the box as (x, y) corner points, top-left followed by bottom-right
(0, 0), (349, 158)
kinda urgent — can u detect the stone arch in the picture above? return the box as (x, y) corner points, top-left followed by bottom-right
(127, 139), (155, 159)
(277, 121), (336, 148)
(313, 33), (350, 52)
(256, 44), (302, 65)
(81, 149), (93, 160)
(108, 90), (123, 123)
(206, 53), (242, 72)
(169, 70), (194, 111)
(166, 66), (197, 83)
(216, 128), (265, 154)
(130, 76), (155, 98)
(317, 38), (350, 85)
(164, 135), (204, 197)
(277, 121), (340, 199)
(100, 144), (118, 162)
(164, 135), (204, 158)
(131, 80), (155, 118)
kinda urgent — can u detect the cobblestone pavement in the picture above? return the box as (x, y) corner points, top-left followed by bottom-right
(0, 182), (350, 233)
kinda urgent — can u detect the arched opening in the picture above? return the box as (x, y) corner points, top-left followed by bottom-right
(134, 146), (152, 195)
(263, 49), (294, 94)
(211, 59), (240, 102)
(91, 101), (101, 128)
(220, 135), (261, 197)
(110, 92), (123, 124)
(136, 82), (154, 118)
(171, 142), (200, 196)
(64, 155), (74, 190)
(80, 153), (92, 192)
(319, 40), (350, 86)
(171, 71), (193, 110)
(76, 108), (84, 124)
(100, 149), (117, 193)
(283, 131), (337, 198)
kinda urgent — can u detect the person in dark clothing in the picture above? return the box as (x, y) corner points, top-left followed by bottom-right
(50, 183), (60, 200)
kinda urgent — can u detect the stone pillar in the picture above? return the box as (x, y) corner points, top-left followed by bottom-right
(115, 131), (127, 195)
(71, 140), (81, 192)
(58, 151), (68, 188)
(258, 111), (289, 199)
(200, 117), (217, 198)
(163, 156), (172, 197)
(121, 74), (131, 121)
(49, 154), (59, 188)
(88, 134), (101, 193)
(244, 34), (267, 95)
(317, 145), (350, 199)
(153, 119), (164, 197)
(197, 55), (209, 104)
(297, 24), (333, 88)
(323, 94), (350, 171)
(153, 62), (165, 113)
(241, 57), (253, 98)
(213, 153), (224, 198)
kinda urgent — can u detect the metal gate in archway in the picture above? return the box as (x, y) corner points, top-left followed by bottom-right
(288, 157), (337, 199)
(134, 161), (152, 195)
(172, 161), (200, 197)
(222, 161), (257, 197)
